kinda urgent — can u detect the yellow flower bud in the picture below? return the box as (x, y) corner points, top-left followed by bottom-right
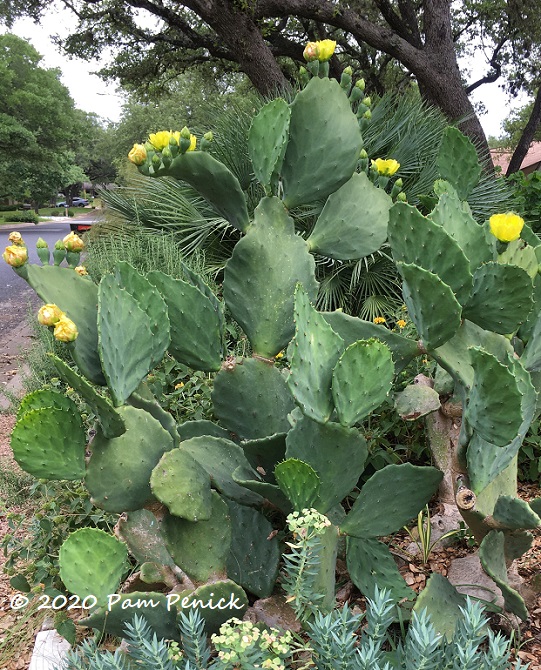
(316, 39), (336, 62)
(489, 212), (525, 243)
(371, 158), (400, 176)
(2, 245), (28, 267)
(303, 42), (318, 62)
(54, 316), (78, 342)
(128, 143), (147, 165)
(38, 304), (64, 327)
(74, 266), (88, 276)
(63, 232), (85, 252)
(8, 231), (24, 246)
(148, 131), (172, 151)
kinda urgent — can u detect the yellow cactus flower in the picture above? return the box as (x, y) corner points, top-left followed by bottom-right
(63, 232), (85, 252)
(2, 244), (28, 267)
(8, 231), (24, 246)
(371, 158), (400, 176)
(489, 212), (524, 243)
(54, 316), (78, 342)
(373, 316), (386, 324)
(74, 266), (88, 276)
(174, 382), (185, 390)
(303, 42), (318, 62)
(275, 351), (284, 359)
(148, 131), (172, 151)
(128, 143), (147, 165)
(188, 134), (197, 151)
(38, 304), (64, 327)
(316, 39), (336, 62)
(397, 319), (407, 329)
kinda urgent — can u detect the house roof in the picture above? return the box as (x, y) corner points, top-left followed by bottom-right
(491, 142), (541, 173)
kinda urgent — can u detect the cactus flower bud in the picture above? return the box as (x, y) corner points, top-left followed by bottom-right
(363, 109), (372, 120)
(161, 145), (173, 167)
(8, 231), (24, 246)
(36, 237), (48, 248)
(128, 143), (147, 165)
(38, 304), (64, 327)
(2, 245), (28, 267)
(316, 39), (336, 62)
(303, 41), (318, 62)
(362, 96), (372, 107)
(371, 158), (400, 176)
(489, 212), (524, 243)
(200, 131), (214, 152)
(54, 316), (78, 342)
(63, 232), (85, 252)
(355, 78), (366, 92)
(148, 131), (172, 152)
(74, 266), (88, 276)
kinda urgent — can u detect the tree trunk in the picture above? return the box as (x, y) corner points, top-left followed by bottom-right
(506, 87), (541, 175)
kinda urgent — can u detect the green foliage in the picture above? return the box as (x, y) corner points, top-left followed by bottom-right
(507, 171), (541, 234)
(4, 211), (39, 223)
(1, 480), (118, 590)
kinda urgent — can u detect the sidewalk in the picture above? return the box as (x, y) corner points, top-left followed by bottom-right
(0, 319), (32, 410)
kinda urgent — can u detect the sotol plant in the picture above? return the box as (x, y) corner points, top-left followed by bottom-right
(4, 41), (541, 639)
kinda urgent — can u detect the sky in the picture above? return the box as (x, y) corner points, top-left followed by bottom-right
(2, 7), (530, 137)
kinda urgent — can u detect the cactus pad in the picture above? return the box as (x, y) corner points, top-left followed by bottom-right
(223, 197), (318, 357)
(436, 127), (481, 200)
(162, 491), (231, 582)
(17, 388), (75, 421)
(412, 573), (465, 640)
(59, 528), (127, 606)
(225, 500), (280, 597)
(281, 77), (362, 208)
(248, 98), (290, 193)
(175, 580), (248, 633)
(50, 355), (125, 438)
(98, 274), (155, 405)
(288, 285), (344, 423)
(275, 458), (320, 510)
(147, 270), (223, 371)
(11, 405), (86, 480)
(398, 262), (462, 350)
(307, 172), (391, 260)
(462, 262), (533, 334)
(285, 414), (367, 513)
(479, 530), (528, 620)
(332, 339), (394, 426)
(85, 406), (174, 512)
(116, 509), (176, 568)
(241, 433), (286, 483)
(346, 537), (414, 602)
(493, 495), (541, 530)
(212, 358), (295, 440)
(394, 383), (441, 420)
(341, 463), (442, 537)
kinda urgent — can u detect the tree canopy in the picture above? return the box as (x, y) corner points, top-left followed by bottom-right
(3, 1), (541, 170)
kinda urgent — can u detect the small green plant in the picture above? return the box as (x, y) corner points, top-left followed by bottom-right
(4, 212), (39, 223)
(0, 458), (34, 507)
(403, 505), (464, 564)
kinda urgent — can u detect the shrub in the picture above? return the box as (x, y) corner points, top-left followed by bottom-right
(4, 212), (39, 223)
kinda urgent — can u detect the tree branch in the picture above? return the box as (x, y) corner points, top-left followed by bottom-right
(506, 87), (541, 175)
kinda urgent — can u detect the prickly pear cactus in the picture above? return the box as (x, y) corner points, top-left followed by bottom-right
(4, 42), (538, 638)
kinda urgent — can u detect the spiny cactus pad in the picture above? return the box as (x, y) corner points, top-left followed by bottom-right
(11, 405), (86, 480)
(332, 339), (394, 426)
(462, 262), (533, 335)
(398, 262), (462, 350)
(127, 388), (180, 446)
(162, 491), (231, 583)
(147, 270), (223, 371)
(479, 530), (528, 620)
(116, 509), (176, 568)
(429, 189), (494, 272)
(341, 463), (442, 537)
(281, 77), (362, 208)
(225, 500), (280, 597)
(248, 98), (290, 193)
(50, 355), (125, 438)
(493, 495), (541, 530)
(85, 406), (174, 512)
(464, 348), (523, 447)
(288, 285), (344, 423)
(223, 197), (318, 357)
(150, 448), (212, 521)
(412, 573), (465, 641)
(212, 357), (295, 440)
(231, 470), (292, 513)
(59, 528), (127, 606)
(388, 202), (473, 306)
(436, 127), (481, 200)
(23, 264), (104, 384)
(322, 311), (420, 374)
(346, 537), (414, 602)
(114, 261), (170, 367)
(275, 458), (320, 510)
(285, 414), (367, 513)
(175, 580), (248, 633)
(98, 275), (155, 406)
(16, 388), (76, 421)
(307, 172), (392, 260)
(241, 433), (287, 484)
(394, 383), (441, 420)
